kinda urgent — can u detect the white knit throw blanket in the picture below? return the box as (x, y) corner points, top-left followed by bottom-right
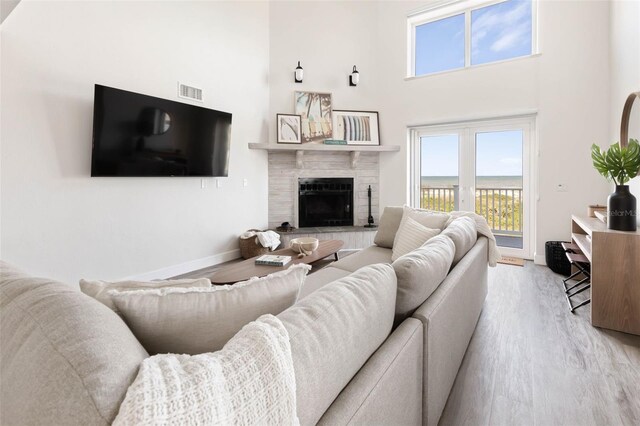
(114, 315), (299, 426)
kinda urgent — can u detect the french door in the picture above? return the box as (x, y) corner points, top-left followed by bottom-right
(410, 116), (535, 259)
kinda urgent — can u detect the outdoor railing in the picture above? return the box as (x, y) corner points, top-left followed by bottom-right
(420, 186), (523, 235)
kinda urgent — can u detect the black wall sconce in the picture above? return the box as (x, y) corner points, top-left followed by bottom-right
(295, 61), (303, 83)
(349, 65), (360, 86)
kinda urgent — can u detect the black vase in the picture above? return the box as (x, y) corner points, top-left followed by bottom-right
(607, 185), (637, 231)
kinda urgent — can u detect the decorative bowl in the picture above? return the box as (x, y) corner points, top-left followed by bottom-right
(289, 237), (319, 255)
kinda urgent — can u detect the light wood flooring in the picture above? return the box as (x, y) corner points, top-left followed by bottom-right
(439, 261), (640, 426)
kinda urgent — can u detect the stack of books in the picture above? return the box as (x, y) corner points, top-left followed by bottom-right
(255, 255), (292, 266)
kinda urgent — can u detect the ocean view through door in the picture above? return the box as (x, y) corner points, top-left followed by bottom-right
(411, 116), (534, 258)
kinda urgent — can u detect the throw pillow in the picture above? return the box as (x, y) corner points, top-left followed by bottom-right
(391, 216), (441, 261)
(373, 206), (404, 248)
(79, 277), (211, 314)
(441, 216), (478, 266)
(392, 234), (455, 323)
(111, 264), (311, 355)
(400, 205), (449, 230)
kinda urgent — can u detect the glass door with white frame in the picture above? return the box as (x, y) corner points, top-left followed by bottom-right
(418, 133), (464, 213)
(411, 116), (534, 259)
(474, 128), (526, 254)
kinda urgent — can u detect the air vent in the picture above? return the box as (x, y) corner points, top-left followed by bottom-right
(178, 82), (203, 102)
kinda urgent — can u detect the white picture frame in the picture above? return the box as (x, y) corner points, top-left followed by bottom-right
(332, 110), (380, 145)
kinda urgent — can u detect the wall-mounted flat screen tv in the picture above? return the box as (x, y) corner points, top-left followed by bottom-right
(91, 84), (231, 177)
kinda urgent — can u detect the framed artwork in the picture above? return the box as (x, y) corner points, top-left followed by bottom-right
(276, 114), (302, 144)
(294, 91), (333, 143)
(332, 110), (380, 146)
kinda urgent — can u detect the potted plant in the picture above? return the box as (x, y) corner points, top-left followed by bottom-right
(591, 139), (640, 231)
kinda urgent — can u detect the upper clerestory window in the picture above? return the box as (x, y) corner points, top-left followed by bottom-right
(408, 0), (536, 77)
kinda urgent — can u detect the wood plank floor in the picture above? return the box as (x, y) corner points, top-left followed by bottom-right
(439, 261), (640, 426)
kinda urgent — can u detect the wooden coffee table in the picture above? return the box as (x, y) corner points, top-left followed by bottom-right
(210, 240), (344, 285)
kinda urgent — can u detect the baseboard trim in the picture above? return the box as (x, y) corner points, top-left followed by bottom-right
(123, 249), (241, 281)
(534, 253), (546, 266)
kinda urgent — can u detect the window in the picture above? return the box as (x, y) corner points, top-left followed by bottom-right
(415, 14), (465, 75)
(409, 0), (535, 77)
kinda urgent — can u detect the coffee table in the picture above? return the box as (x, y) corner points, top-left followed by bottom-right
(210, 239), (344, 285)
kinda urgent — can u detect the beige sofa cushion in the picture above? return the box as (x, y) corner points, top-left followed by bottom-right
(331, 245), (392, 273)
(391, 216), (441, 261)
(278, 264), (397, 426)
(0, 261), (148, 426)
(299, 266), (350, 299)
(79, 277), (211, 313)
(112, 264), (311, 355)
(374, 206), (404, 248)
(441, 216), (478, 265)
(392, 235), (455, 323)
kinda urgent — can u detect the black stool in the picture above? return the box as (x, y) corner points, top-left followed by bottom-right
(563, 252), (591, 313)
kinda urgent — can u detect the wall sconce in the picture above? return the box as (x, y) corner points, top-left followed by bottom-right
(295, 61), (303, 83)
(349, 65), (360, 86)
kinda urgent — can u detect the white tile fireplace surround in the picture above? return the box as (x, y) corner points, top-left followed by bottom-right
(268, 151), (379, 230)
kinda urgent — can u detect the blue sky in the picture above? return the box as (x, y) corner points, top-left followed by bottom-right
(415, 0), (532, 75)
(415, 14), (464, 75)
(472, 0), (532, 64)
(421, 130), (523, 176)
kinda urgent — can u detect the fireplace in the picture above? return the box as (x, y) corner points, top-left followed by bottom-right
(298, 178), (354, 227)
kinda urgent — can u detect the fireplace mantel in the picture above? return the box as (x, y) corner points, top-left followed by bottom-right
(249, 143), (400, 168)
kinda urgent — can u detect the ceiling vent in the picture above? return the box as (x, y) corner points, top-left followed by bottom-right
(178, 82), (203, 102)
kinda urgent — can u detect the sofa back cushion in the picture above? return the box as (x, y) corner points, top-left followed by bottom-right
(441, 216), (478, 266)
(374, 206), (404, 248)
(392, 235), (455, 324)
(278, 264), (397, 426)
(0, 261), (148, 426)
(112, 264), (310, 355)
(79, 277), (211, 314)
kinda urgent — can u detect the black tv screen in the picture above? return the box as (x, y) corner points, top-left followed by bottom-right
(91, 85), (231, 177)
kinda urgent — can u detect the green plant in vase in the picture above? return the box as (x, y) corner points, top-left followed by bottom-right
(591, 139), (640, 231)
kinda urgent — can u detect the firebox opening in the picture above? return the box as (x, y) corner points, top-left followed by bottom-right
(298, 178), (354, 227)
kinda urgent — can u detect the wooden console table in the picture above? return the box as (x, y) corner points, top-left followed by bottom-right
(571, 215), (640, 335)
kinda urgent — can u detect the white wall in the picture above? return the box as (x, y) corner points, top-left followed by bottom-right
(376, 0), (611, 261)
(0, 0), (21, 24)
(0, 0), (270, 283)
(610, 0), (640, 225)
(268, 0), (380, 137)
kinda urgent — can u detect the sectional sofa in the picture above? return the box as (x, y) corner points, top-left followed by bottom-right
(299, 206), (489, 425)
(0, 206), (489, 425)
